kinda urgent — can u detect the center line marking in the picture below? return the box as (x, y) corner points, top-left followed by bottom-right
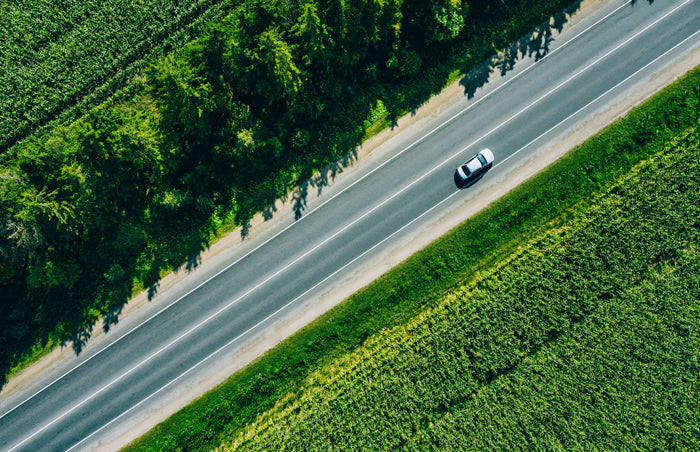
(5, 2), (696, 450)
(67, 27), (700, 449)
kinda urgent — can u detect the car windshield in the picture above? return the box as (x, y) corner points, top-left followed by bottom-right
(477, 154), (487, 166)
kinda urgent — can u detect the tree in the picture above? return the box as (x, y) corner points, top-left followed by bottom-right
(405, 0), (468, 46)
(147, 54), (217, 154)
(291, 2), (334, 72)
(254, 27), (302, 106)
(74, 102), (162, 225)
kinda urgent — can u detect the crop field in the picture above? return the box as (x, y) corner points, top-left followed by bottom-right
(127, 65), (700, 451)
(4, 0), (698, 447)
(223, 125), (700, 450)
(0, 0), (239, 152)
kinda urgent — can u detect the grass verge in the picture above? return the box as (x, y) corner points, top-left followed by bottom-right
(226, 125), (700, 449)
(124, 64), (700, 452)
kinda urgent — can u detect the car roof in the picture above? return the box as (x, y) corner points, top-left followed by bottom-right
(466, 157), (482, 173)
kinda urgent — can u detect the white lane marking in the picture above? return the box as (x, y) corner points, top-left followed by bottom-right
(9, 3), (697, 448)
(67, 26), (700, 452)
(6, 3), (697, 450)
(66, 192), (465, 452)
(0, 0), (632, 423)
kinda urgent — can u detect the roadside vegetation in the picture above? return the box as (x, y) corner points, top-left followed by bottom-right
(125, 65), (700, 451)
(0, 0), (580, 383)
(226, 125), (700, 450)
(0, 0), (241, 152)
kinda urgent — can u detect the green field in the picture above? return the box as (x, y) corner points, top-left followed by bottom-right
(1, 0), (580, 384)
(225, 125), (700, 450)
(127, 65), (700, 451)
(2, 0), (698, 448)
(0, 0), (239, 151)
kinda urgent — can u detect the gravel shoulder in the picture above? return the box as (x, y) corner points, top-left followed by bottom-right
(2, 0), (699, 448)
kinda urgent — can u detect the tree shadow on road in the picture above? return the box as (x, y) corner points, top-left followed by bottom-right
(461, 1), (581, 98)
(290, 148), (359, 221)
(0, 0), (616, 389)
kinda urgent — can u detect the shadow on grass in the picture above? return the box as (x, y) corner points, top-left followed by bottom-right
(1, 0), (609, 389)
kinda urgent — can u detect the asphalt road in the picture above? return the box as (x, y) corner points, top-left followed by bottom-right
(1, 0), (699, 450)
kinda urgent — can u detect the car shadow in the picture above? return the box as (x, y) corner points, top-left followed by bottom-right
(4, 0), (657, 388)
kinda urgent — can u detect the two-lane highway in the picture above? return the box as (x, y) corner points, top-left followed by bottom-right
(1, 0), (699, 450)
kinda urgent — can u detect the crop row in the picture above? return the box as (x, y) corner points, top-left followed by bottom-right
(406, 246), (700, 450)
(1, 0), (582, 390)
(126, 64), (700, 451)
(225, 126), (700, 450)
(0, 0), (240, 152)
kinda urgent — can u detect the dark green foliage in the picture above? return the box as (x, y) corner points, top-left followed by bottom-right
(404, 0), (469, 45)
(126, 66), (700, 451)
(1, 98), (164, 355)
(0, 0), (243, 153)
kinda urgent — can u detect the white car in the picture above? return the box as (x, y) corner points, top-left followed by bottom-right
(454, 148), (494, 189)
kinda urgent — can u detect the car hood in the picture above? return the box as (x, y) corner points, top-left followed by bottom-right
(480, 148), (495, 164)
